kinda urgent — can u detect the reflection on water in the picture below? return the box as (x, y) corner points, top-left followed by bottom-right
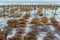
(0, 5), (60, 40)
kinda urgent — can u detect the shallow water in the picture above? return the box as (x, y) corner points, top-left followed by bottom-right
(0, 7), (60, 40)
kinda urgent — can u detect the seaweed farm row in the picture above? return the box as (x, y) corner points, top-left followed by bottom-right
(0, 5), (60, 40)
